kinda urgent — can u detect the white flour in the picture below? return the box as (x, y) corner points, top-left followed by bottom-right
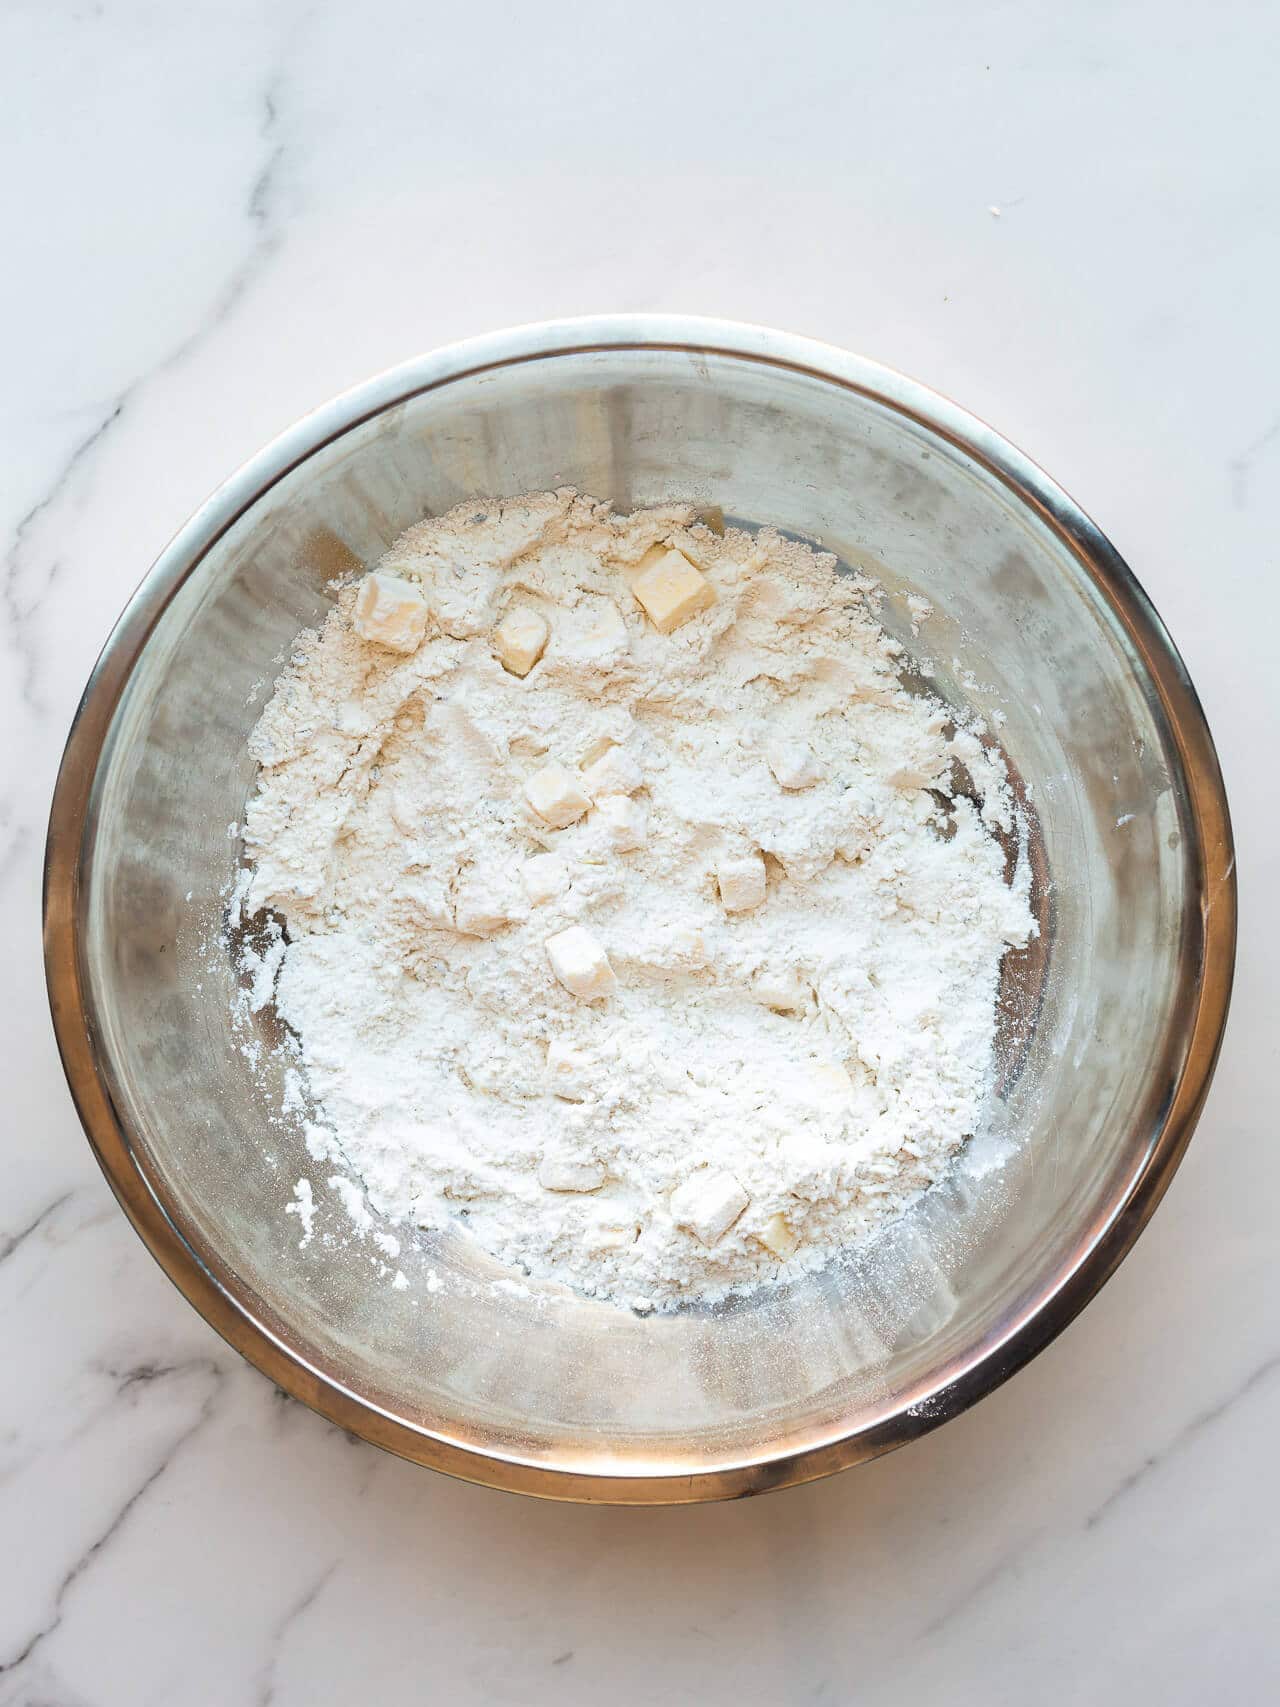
(241, 490), (1034, 1310)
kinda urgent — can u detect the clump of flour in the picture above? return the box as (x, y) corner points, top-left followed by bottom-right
(239, 490), (1033, 1310)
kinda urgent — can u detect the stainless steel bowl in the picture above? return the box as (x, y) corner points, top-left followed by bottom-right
(43, 317), (1235, 1502)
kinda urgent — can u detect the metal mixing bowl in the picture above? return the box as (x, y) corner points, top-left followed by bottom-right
(43, 317), (1235, 1502)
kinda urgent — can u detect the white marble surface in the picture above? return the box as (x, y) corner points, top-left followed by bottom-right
(2, 1), (1276, 1700)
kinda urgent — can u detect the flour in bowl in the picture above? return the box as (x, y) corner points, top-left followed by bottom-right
(240, 490), (1034, 1310)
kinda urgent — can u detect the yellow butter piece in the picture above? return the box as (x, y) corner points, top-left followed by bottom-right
(353, 571), (429, 654)
(452, 871), (519, 938)
(767, 739), (822, 791)
(582, 745), (642, 797)
(631, 549), (715, 634)
(524, 762), (592, 829)
(493, 606), (549, 676)
(810, 1062), (854, 1100)
(594, 794), (647, 852)
(519, 852), (568, 905)
(538, 1153), (605, 1192)
(753, 965), (807, 1013)
(758, 1212), (799, 1259)
(716, 851), (767, 914)
(671, 1169), (749, 1246)
(586, 1220), (639, 1252)
(545, 925), (617, 999)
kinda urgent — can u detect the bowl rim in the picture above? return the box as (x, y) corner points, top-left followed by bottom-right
(42, 314), (1237, 1503)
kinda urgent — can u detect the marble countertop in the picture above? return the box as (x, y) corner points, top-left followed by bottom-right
(3, 2), (1276, 1701)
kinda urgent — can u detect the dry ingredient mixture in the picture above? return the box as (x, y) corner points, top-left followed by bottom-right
(239, 490), (1034, 1311)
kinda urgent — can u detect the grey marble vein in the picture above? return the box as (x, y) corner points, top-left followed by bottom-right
(1084, 1349), (1280, 1531)
(2, 74), (291, 715)
(919, 1351), (1280, 1640)
(0, 1191), (74, 1268)
(0, 1360), (225, 1683)
(255, 1563), (340, 1707)
(916, 1528), (1045, 1641)
(1229, 411), (1280, 509)
(0, 799), (31, 899)
(106, 1357), (217, 1395)
(2, 398), (128, 709)
(1, 1336), (226, 1498)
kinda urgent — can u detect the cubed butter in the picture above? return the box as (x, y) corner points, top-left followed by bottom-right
(545, 1038), (592, 1100)
(493, 606), (549, 676)
(353, 572), (429, 654)
(594, 794), (647, 852)
(671, 1169), (749, 1247)
(631, 542), (674, 579)
(620, 923), (708, 978)
(585, 1220), (639, 1252)
(563, 598), (629, 664)
(525, 762), (592, 829)
(538, 1153), (605, 1192)
(767, 739), (822, 791)
(758, 1211), (800, 1259)
(716, 850), (767, 914)
(546, 925), (617, 999)
(810, 1061), (853, 1100)
(631, 549), (716, 634)
(452, 872), (518, 938)
(582, 745), (643, 797)
(519, 852), (569, 905)
(393, 878), (453, 934)
(661, 924), (708, 970)
(753, 965), (807, 1013)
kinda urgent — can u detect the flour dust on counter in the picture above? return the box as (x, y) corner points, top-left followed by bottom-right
(236, 489), (1034, 1311)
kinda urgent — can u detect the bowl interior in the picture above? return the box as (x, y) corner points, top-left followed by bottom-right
(78, 342), (1204, 1482)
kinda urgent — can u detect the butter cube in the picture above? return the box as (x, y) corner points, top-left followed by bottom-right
(493, 606), (549, 676)
(620, 923), (708, 978)
(671, 1169), (749, 1246)
(563, 598), (630, 664)
(585, 1219), (639, 1252)
(546, 925), (617, 999)
(525, 762), (592, 828)
(594, 795), (647, 852)
(392, 877), (453, 934)
(753, 965), (807, 1013)
(758, 1211), (800, 1259)
(545, 1038), (592, 1100)
(353, 572), (429, 654)
(520, 852), (568, 905)
(538, 1153), (605, 1192)
(453, 872), (518, 938)
(716, 851), (766, 914)
(767, 739), (822, 790)
(810, 1061), (853, 1101)
(661, 924), (708, 971)
(582, 745), (643, 797)
(631, 549), (716, 634)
